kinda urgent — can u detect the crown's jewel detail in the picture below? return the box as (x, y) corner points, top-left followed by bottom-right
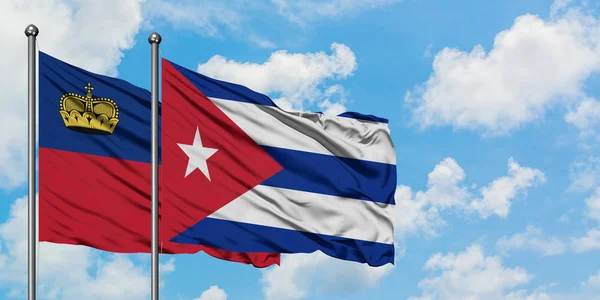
(59, 82), (119, 135)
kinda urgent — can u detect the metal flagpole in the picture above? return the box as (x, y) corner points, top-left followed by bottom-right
(148, 32), (162, 300)
(25, 24), (39, 300)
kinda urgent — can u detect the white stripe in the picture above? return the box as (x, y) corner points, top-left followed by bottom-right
(210, 98), (396, 165)
(208, 185), (395, 244)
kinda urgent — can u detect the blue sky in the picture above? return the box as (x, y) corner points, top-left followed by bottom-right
(2, 0), (600, 299)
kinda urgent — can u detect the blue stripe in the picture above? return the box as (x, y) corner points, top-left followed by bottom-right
(171, 217), (395, 267)
(261, 146), (396, 205)
(39, 51), (161, 164)
(166, 58), (390, 124)
(337, 112), (389, 124)
(168, 59), (277, 107)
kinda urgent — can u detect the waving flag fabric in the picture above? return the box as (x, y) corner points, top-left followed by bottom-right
(161, 58), (397, 266)
(38, 51), (279, 267)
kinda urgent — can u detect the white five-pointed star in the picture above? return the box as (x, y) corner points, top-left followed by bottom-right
(178, 127), (218, 180)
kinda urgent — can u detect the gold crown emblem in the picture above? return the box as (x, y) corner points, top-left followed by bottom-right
(59, 82), (119, 135)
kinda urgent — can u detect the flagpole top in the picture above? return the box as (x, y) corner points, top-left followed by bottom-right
(148, 32), (162, 44)
(24, 24), (39, 37)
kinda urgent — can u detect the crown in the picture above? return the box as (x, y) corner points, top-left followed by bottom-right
(59, 82), (119, 135)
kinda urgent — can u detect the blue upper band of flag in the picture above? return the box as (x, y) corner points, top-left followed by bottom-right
(39, 51), (161, 164)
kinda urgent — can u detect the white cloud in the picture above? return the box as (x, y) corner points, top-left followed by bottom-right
(260, 252), (394, 300)
(584, 188), (600, 222)
(160, 257), (176, 273)
(409, 244), (539, 300)
(143, 0), (397, 46)
(469, 158), (546, 219)
(194, 285), (228, 300)
(423, 44), (434, 58)
(421, 157), (471, 209)
(406, 4), (600, 135)
(394, 185), (446, 237)
(525, 270), (600, 299)
(504, 289), (552, 300)
(394, 158), (468, 237)
(0, 0), (145, 189)
(396, 157), (545, 237)
(143, 0), (244, 37)
(145, 0), (400, 38)
(565, 97), (600, 136)
(569, 156), (600, 192)
(272, 0), (401, 25)
(197, 43), (357, 113)
(74, 256), (149, 300)
(581, 270), (600, 289)
(318, 99), (347, 116)
(568, 185), (600, 253)
(496, 225), (566, 256)
(317, 85), (348, 115)
(571, 228), (600, 253)
(570, 186), (600, 253)
(247, 35), (277, 49)
(0, 195), (176, 299)
(550, 0), (574, 17)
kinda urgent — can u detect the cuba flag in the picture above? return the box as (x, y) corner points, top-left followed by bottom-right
(38, 51), (279, 268)
(161, 59), (396, 266)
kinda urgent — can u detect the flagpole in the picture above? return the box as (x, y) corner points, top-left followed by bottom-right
(149, 32), (162, 300)
(25, 24), (39, 300)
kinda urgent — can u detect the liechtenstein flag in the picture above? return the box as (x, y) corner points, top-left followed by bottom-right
(161, 59), (397, 266)
(38, 51), (279, 267)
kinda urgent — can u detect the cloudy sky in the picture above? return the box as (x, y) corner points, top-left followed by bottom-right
(2, 0), (600, 299)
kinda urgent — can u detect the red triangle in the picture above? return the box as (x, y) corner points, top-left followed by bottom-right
(159, 59), (283, 245)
